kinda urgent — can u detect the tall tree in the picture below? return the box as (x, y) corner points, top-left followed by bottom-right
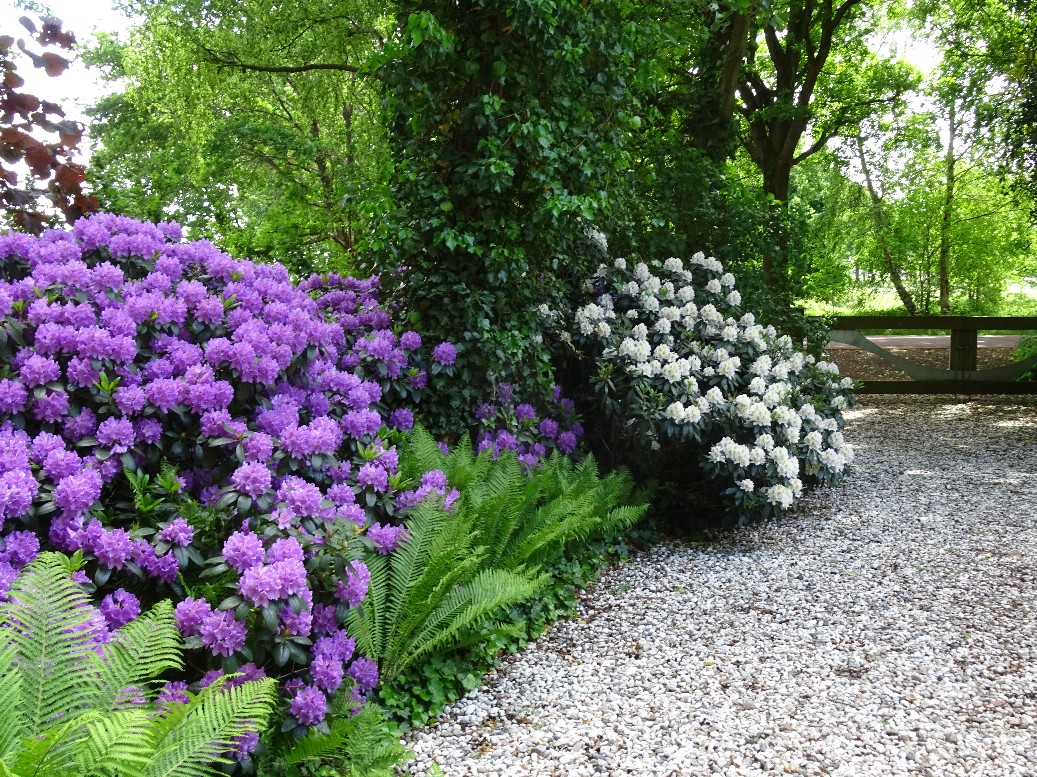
(735, 1), (915, 296)
(911, 0), (1036, 216)
(813, 106), (1034, 315)
(87, 0), (390, 273)
(631, 1), (914, 300)
(373, 2), (640, 430)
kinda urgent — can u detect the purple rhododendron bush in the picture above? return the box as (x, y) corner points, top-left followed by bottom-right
(0, 213), (461, 742)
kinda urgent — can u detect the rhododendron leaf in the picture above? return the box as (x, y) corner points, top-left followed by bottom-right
(273, 642), (289, 667)
(94, 567), (111, 586)
(215, 491), (238, 510)
(286, 642), (308, 664)
(219, 595), (242, 611)
(262, 605), (280, 633)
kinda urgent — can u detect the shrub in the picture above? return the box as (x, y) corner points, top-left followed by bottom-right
(0, 213), (456, 735)
(471, 381), (585, 466)
(0, 551), (277, 776)
(371, 1), (640, 436)
(1016, 335), (1037, 380)
(562, 253), (855, 524)
(347, 426), (648, 685)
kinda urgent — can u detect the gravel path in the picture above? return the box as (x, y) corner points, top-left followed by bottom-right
(401, 395), (1037, 776)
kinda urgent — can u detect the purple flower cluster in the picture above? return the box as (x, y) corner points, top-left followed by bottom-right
(0, 214), (461, 731)
(99, 588), (141, 628)
(365, 523), (409, 555)
(394, 468), (460, 512)
(335, 560), (370, 608)
(474, 383), (584, 468)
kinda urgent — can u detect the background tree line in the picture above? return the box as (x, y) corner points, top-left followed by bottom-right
(5, 0), (1037, 420)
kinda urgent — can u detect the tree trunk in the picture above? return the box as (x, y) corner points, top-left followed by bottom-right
(856, 137), (919, 315)
(685, 11), (752, 162)
(938, 99), (957, 315)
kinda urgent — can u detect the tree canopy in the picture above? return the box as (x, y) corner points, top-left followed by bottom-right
(86, 0), (391, 274)
(6, 0), (1031, 376)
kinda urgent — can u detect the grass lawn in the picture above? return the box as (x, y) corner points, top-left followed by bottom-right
(803, 285), (1037, 336)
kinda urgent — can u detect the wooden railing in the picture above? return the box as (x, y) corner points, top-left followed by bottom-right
(821, 316), (1037, 394)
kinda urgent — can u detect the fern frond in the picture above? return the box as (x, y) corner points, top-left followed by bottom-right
(470, 465), (534, 568)
(597, 504), (648, 537)
(400, 568), (545, 671)
(346, 553), (390, 658)
(0, 553), (104, 737)
(77, 708), (153, 777)
(8, 710), (98, 777)
(402, 425), (448, 481)
(382, 553), (483, 680)
(91, 600), (184, 714)
(275, 702), (408, 774)
(382, 501), (478, 633)
(374, 503), (488, 681)
(144, 676), (277, 777)
(0, 643), (23, 762)
(438, 432), (480, 491)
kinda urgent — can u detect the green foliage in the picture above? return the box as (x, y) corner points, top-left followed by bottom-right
(627, 0), (915, 299)
(85, 1), (392, 274)
(370, 0), (641, 432)
(347, 427), (648, 685)
(800, 109), (1036, 315)
(0, 552), (277, 777)
(1015, 335), (1037, 381)
(402, 427), (648, 574)
(377, 534), (632, 731)
(346, 493), (546, 685)
(254, 701), (408, 777)
(605, 140), (811, 336)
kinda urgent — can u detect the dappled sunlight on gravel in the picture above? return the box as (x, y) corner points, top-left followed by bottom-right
(399, 395), (1037, 777)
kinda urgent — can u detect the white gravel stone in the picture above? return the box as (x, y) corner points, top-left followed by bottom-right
(397, 395), (1037, 777)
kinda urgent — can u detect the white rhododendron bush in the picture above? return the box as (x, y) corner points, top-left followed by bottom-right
(565, 253), (855, 524)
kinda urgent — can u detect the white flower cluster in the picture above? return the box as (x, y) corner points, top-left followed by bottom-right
(571, 252), (855, 523)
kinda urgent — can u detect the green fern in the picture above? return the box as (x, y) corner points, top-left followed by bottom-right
(259, 701), (409, 777)
(351, 427), (649, 687)
(434, 439), (648, 574)
(0, 552), (278, 777)
(348, 498), (544, 683)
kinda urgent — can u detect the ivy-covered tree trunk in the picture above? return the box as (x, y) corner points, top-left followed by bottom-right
(376, 1), (638, 432)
